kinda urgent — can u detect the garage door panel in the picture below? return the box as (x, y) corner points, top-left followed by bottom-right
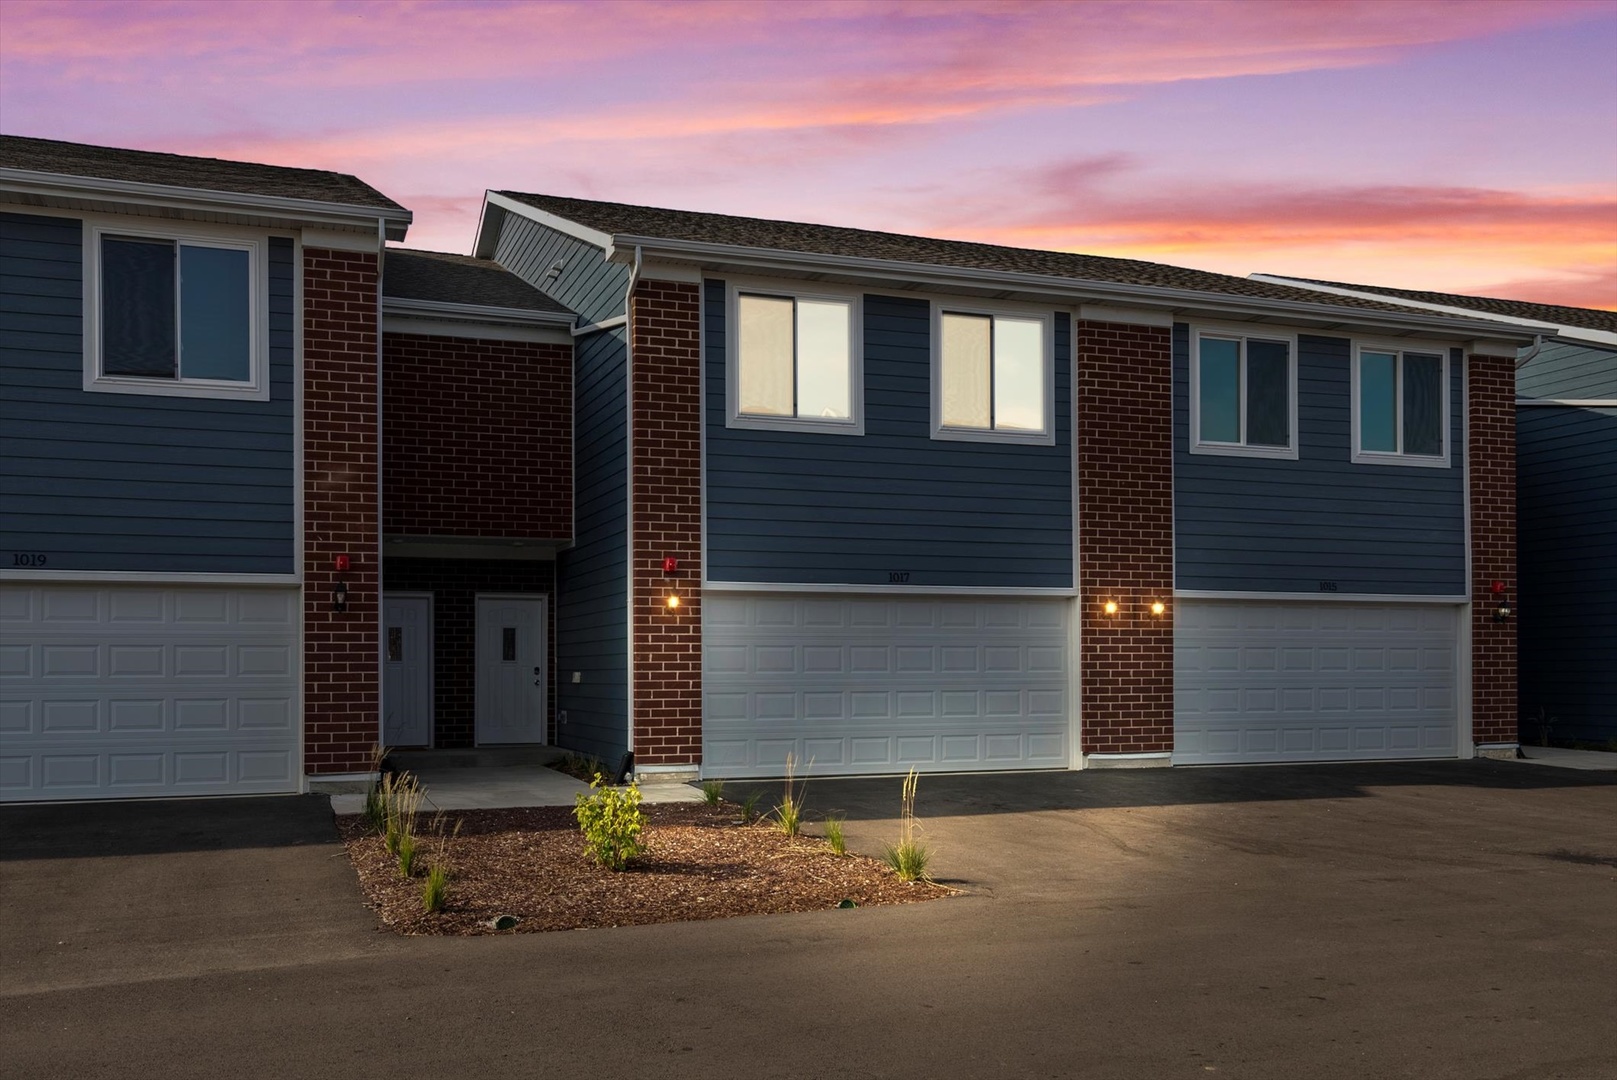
(1175, 599), (1457, 764)
(0, 585), (300, 801)
(704, 594), (1069, 778)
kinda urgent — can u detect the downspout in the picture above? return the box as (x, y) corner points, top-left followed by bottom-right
(622, 245), (642, 763)
(1515, 334), (1544, 370)
(376, 218), (387, 762)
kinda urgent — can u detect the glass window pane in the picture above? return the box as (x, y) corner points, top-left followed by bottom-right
(502, 627), (517, 663)
(1198, 337), (1240, 443)
(1245, 339), (1290, 448)
(101, 236), (176, 378)
(1359, 351), (1398, 452)
(386, 627), (403, 663)
(941, 313), (992, 428)
(992, 317), (1044, 432)
(179, 245), (251, 381)
(737, 294), (794, 416)
(1403, 353), (1444, 456)
(795, 299), (851, 420)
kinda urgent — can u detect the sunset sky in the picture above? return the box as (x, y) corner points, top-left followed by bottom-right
(3, 0), (1614, 308)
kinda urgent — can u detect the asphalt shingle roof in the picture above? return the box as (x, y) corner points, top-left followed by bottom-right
(497, 191), (1454, 318)
(1269, 276), (1617, 334)
(0, 134), (405, 212)
(384, 248), (571, 315)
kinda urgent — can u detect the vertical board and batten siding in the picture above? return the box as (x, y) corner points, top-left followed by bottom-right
(492, 212), (631, 761)
(1173, 326), (1466, 595)
(1516, 340), (1617, 400)
(492, 211), (629, 325)
(1516, 405), (1617, 744)
(703, 281), (1073, 588)
(0, 211), (295, 574)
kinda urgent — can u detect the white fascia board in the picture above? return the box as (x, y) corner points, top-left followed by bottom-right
(1251, 274), (1617, 348)
(381, 295), (575, 328)
(606, 236), (1544, 341)
(382, 315), (572, 345)
(480, 192), (613, 252)
(302, 227), (381, 253)
(0, 167), (412, 240)
(1078, 304), (1174, 327)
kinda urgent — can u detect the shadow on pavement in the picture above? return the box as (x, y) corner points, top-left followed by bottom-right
(0, 794), (338, 861)
(717, 759), (1617, 822)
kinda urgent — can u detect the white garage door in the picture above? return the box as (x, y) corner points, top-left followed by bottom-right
(0, 585), (300, 802)
(1174, 600), (1458, 765)
(703, 594), (1070, 778)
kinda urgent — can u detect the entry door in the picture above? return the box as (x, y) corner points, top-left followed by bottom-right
(382, 595), (432, 747)
(475, 595), (547, 745)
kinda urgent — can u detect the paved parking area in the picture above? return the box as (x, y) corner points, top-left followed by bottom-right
(3, 760), (1614, 1079)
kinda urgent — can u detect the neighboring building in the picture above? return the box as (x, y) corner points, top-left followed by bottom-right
(1255, 275), (1616, 747)
(0, 135), (1537, 802)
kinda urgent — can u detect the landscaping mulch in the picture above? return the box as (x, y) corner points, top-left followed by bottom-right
(337, 803), (953, 936)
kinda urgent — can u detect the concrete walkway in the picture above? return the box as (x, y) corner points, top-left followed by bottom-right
(1514, 745), (1617, 771)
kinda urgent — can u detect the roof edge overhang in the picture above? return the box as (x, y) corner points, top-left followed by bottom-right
(380, 294), (574, 328)
(600, 234), (1539, 343)
(0, 167), (413, 241)
(474, 191), (612, 259)
(1252, 274), (1617, 348)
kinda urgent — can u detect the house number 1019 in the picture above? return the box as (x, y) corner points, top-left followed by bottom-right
(12, 553), (48, 567)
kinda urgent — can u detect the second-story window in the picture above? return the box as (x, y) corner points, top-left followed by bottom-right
(1190, 329), (1297, 459)
(1353, 346), (1449, 467)
(729, 287), (861, 435)
(932, 306), (1053, 445)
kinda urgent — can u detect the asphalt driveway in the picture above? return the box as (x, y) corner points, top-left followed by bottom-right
(2, 760), (1614, 1080)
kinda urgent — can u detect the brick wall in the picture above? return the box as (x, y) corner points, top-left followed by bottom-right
(382, 332), (572, 539)
(1076, 320), (1176, 755)
(382, 557), (556, 748)
(303, 248), (381, 775)
(629, 280), (703, 766)
(1468, 353), (1518, 745)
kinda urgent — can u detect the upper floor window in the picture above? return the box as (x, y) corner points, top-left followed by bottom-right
(932, 306), (1053, 445)
(727, 285), (861, 435)
(1190, 329), (1297, 459)
(85, 224), (268, 401)
(1352, 346), (1449, 467)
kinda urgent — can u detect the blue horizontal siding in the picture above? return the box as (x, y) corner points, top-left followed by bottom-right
(493, 212), (626, 324)
(704, 280), (1073, 588)
(1517, 405), (1617, 743)
(0, 212), (295, 574)
(1516, 341), (1617, 401)
(1174, 326), (1466, 595)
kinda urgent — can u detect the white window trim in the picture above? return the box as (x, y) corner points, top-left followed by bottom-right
(83, 218), (271, 401)
(1351, 342), (1452, 469)
(1188, 324), (1299, 461)
(929, 300), (1056, 446)
(724, 278), (863, 436)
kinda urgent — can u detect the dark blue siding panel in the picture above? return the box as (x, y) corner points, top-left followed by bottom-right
(1173, 326), (1466, 594)
(0, 213), (295, 574)
(493, 213), (627, 324)
(705, 281), (1073, 588)
(554, 328), (628, 762)
(1516, 341), (1617, 401)
(1517, 405), (1617, 744)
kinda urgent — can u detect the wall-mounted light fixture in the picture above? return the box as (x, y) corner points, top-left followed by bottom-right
(1149, 600), (1167, 617)
(1491, 579), (1512, 622)
(332, 580), (349, 613)
(1102, 599), (1119, 617)
(665, 592), (681, 611)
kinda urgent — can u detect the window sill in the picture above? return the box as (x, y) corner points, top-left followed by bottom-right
(84, 375), (270, 402)
(1188, 440), (1298, 461)
(726, 413), (864, 437)
(1350, 450), (1451, 469)
(931, 425), (1055, 447)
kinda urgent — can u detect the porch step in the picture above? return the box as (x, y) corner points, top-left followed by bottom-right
(388, 745), (566, 771)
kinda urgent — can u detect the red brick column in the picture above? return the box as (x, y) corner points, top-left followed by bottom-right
(1468, 353), (1518, 747)
(1076, 321), (1175, 756)
(303, 248), (381, 775)
(629, 280), (703, 766)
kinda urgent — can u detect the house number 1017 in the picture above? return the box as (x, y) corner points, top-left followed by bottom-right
(888, 571), (911, 583)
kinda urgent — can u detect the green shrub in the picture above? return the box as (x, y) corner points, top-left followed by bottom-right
(397, 832), (418, 877)
(422, 863), (449, 912)
(773, 754), (807, 837)
(700, 779), (725, 806)
(739, 789), (763, 824)
(379, 769), (424, 862)
(882, 769), (932, 882)
(573, 774), (646, 871)
(823, 814), (847, 856)
(557, 752), (603, 782)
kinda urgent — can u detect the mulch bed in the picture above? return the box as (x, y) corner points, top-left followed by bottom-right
(337, 803), (953, 936)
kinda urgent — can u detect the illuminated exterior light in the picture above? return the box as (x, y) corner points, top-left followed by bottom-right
(666, 593), (681, 610)
(1102, 600), (1118, 616)
(1150, 600), (1166, 617)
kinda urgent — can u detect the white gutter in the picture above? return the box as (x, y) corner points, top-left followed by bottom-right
(0, 167), (413, 240)
(380, 295), (575, 328)
(571, 314), (627, 337)
(601, 235), (1537, 342)
(1250, 274), (1617, 348)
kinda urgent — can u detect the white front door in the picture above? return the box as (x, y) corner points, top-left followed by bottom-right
(475, 595), (547, 745)
(382, 595), (432, 747)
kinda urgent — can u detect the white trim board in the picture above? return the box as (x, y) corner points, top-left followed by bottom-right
(1174, 590), (1468, 604)
(0, 569), (301, 585)
(478, 191), (613, 253)
(702, 580), (1077, 597)
(382, 316), (572, 345)
(1515, 399), (1617, 407)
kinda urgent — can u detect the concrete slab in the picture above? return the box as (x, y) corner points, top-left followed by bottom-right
(330, 766), (705, 813)
(1515, 745), (1617, 770)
